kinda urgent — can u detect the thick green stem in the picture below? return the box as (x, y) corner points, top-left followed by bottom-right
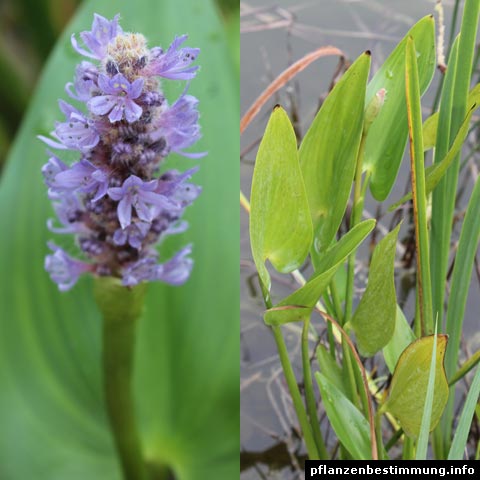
(329, 282), (343, 325)
(302, 317), (328, 459)
(271, 325), (320, 459)
(403, 436), (415, 460)
(95, 277), (150, 480)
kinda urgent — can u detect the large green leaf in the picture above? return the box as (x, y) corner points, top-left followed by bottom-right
(0, 1), (238, 479)
(350, 223), (400, 357)
(299, 52), (370, 253)
(364, 16), (435, 201)
(264, 220), (375, 326)
(250, 105), (313, 294)
(384, 335), (449, 438)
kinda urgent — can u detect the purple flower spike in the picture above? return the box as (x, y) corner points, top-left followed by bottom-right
(147, 35), (200, 80)
(108, 175), (177, 229)
(45, 242), (92, 291)
(88, 74), (144, 123)
(71, 13), (122, 60)
(42, 14), (203, 290)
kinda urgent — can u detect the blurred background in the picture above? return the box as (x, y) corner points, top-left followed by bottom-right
(0, 0), (79, 168)
(241, 1), (480, 478)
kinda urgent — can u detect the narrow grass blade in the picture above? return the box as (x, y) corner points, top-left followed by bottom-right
(436, 0), (480, 455)
(405, 36), (433, 335)
(442, 174), (480, 445)
(415, 329), (440, 459)
(449, 350), (480, 387)
(388, 84), (480, 213)
(448, 366), (480, 459)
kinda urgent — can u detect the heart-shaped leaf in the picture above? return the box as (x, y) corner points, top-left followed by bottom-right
(250, 105), (313, 294)
(384, 335), (449, 438)
(350, 223), (401, 357)
(299, 51), (370, 253)
(0, 1), (239, 479)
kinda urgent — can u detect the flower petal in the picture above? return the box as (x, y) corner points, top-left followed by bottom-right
(117, 196), (132, 229)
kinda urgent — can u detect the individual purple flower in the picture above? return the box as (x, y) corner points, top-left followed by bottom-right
(112, 221), (150, 249)
(45, 242), (92, 291)
(42, 154), (69, 191)
(54, 159), (109, 202)
(150, 90), (204, 157)
(155, 245), (193, 285)
(108, 175), (177, 229)
(157, 168), (202, 206)
(71, 13), (122, 60)
(88, 73), (144, 123)
(66, 61), (99, 101)
(147, 35), (200, 80)
(47, 193), (89, 235)
(38, 101), (99, 152)
(121, 245), (193, 287)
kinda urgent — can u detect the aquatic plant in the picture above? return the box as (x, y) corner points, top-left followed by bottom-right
(244, 0), (480, 462)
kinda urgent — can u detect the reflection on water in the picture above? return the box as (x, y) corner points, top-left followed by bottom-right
(241, 1), (478, 478)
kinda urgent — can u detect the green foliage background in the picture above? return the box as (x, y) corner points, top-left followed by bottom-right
(0, 0), (239, 479)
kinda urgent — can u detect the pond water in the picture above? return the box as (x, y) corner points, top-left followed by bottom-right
(241, 1), (479, 477)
